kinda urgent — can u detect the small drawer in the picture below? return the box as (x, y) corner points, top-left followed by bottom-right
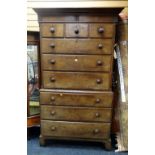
(41, 38), (113, 54)
(65, 24), (88, 37)
(89, 24), (115, 38)
(40, 90), (113, 108)
(42, 71), (111, 90)
(40, 23), (64, 37)
(42, 54), (112, 72)
(41, 105), (112, 122)
(41, 120), (111, 139)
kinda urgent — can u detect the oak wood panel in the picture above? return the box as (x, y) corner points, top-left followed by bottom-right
(40, 23), (64, 37)
(40, 90), (113, 107)
(42, 71), (111, 90)
(41, 120), (111, 139)
(65, 24), (88, 37)
(89, 23), (115, 38)
(41, 105), (112, 122)
(41, 38), (113, 54)
(40, 16), (77, 22)
(42, 54), (112, 72)
(79, 15), (114, 22)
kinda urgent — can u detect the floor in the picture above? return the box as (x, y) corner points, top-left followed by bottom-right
(27, 127), (128, 155)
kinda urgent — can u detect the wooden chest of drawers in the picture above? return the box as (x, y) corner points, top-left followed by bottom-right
(35, 8), (121, 150)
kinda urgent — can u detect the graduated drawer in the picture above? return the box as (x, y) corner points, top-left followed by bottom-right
(41, 120), (110, 139)
(41, 105), (112, 122)
(40, 90), (113, 108)
(41, 38), (113, 54)
(42, 71), (111, 90)
(89, 24), (115, 38)
(42, 54), (112, 72)
(40, 23), (64, 37)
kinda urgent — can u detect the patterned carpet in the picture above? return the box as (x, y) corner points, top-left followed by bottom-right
(27, 127), (128, 155)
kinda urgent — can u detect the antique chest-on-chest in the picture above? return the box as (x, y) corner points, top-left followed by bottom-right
(34, 7), (122, 150)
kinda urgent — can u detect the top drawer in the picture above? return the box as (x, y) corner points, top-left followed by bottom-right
(40, 23), (115, 38)
(89, 24), (115, 38)
(40, 23), (64, 37)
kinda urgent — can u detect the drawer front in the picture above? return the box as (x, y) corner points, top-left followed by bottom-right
(40, 90), (113, 107)
(43, 71), (111, 90)
(42, 54), (112, 72)
(41, 105), (112, 122)
(65, 24), (88, 37)
(40, 23), (64, 37)
(41, 120), (110, 139)
(41, 39), (113, 54)
(89, 24), (115, 38)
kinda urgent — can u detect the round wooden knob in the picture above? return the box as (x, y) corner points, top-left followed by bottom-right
(50, 77), (56, 82)
(50, 43), (55, 48)
(98, 27), (104, 33)
(94, 129), (100, 134)
(51, 126), (56, 131)
(95, 112), (100, 117)
(50, 59), (56, 64)
(74, 29), (79, 34)
(50, 27), (55, 33)
(97, 60), (103, 66)
(51, 96), (55, 101)
(96, 79), (102, 84)
(51, 111), (56, 115)
(98, 44), (103, 49)
(96, 98), (101, 103)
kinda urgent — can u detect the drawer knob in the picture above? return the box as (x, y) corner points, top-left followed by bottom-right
(50, 59), (56, 64)
(51, 96), (55, 101)
(51, 126), (56, 131)
(96, 98), (101, 103)
(98, 27), (104, 33)
(50, 77), (56, 82)
(97, 60), (103, 66)
(98, 44), (103, 49)
(96, 79), (102, 84)
(50, 43), (55, 48)
(93, 129), (100, 134)
(95, 112), (100, 117)
(50, 111), (56, 115)
(74, 29), (79, 34)
(50, 27), (55, 33)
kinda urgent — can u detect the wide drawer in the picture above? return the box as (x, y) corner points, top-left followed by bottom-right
(40, 90), (113, 108)
(41, 120), (111, 139)
(89, 24), (115, 38)
(65, 24), (88, 37)
(41, 105), (112, 122)
(42, 71), (111, 90)
(40, 23), (64, 37)
(41, 38), (113, 54)
(42, 54), (112, 72)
